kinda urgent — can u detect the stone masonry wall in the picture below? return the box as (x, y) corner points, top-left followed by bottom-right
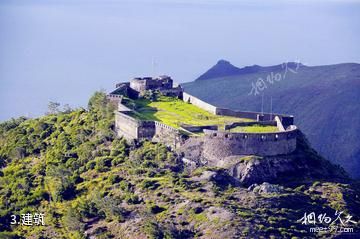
(115, 111), (139, 140)
(182, 92), (294, 126)
(115, 109), (182, 148)
(138, 121), (156, 138)
(153, 121), (181, 148)
(180, 125), (218, 133)
(202, 128), (298, 161)
(224, 121), (277, 131)
(182, 92), (217, 114)
(215, 107), (294, 124)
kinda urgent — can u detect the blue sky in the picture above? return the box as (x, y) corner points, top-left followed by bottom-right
(0, 0), (359, 120)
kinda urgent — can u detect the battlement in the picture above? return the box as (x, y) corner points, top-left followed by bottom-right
(202, 126), (297, 159)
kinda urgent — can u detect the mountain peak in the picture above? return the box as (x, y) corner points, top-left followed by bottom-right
(216, 59), (232, 65)
(196, 59), (242, 81)
(196, 60), (263, 81)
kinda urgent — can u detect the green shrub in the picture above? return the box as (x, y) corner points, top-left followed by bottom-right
(148, 204), (166, 214)
(95, 157), (113, 172)
(141, 180), (160, 190)
(108, 174), (123, 184)
(124, 193), (141, 204)
(86, 160), (96, 170)
(143, 220), (164, 239)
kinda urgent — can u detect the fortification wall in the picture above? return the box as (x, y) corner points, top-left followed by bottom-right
(182, 92), (217, 114)
(114, 90), (298, 157)
(216, 108), (259, 120)
(159, 87), (183, 98)
(153, 121), (181, 148)
(130, 79), (147, 92)
(115, 111), (139, 140)
(138, 121), (156, 138)
(182, 92), (294, 127)
(216, 107), (294, 124)
(224, 121), (277, 131)
(107, 94), (123, 105)
(180, 125), (218, 133)
(274, 116), (285, 131)
(202, 128), (298, 160)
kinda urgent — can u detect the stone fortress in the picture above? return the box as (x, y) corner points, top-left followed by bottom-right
(108, 75), (298, 163)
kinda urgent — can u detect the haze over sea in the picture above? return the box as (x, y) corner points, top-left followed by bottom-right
(1, 0), (359, 121)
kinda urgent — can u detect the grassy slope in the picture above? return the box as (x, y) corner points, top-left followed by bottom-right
(123, 96), (251, 129)
(229, 125), (278, 133)
(182, 63), (360, 178)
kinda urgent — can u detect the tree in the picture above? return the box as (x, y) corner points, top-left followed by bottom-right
(62, 104), (72, 113)
(88, 91), (108, 112)
(47, 101), (61, 115)
(45, 165), (75, 202)
(63, 207), (85, 233)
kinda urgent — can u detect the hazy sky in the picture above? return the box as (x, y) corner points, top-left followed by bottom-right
(1, 0), (359, 121)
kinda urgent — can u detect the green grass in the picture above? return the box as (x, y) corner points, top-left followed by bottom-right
(229, 124), (279, 133)
(122, 96), (251, 128)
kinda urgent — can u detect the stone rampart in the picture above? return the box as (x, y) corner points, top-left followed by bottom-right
(182, 92), (217, 114)
(202, 127), (298, 160)
(153, 121), (182, 148)
(115, 111), (140, 140)
(215, 107), (293, 124)
(180, 125), (218, 133)
(138, 121), (156, 138)
(274, 116), (285, 131)
(224, 121), (277, 131)
(182, 92), (294, 128)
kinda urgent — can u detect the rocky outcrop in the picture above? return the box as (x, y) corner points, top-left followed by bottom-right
(225, 156), (299, 186)
(248, 182), (284, 194)
(181, 132), (349, 186)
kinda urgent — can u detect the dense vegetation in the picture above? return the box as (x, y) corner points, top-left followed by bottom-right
(0, 92), (121, 237)
(1, 92), (359, 238)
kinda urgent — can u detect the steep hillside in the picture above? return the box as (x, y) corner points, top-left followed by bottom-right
(1, 92), (360, 238)
(182, 61), (360, 179)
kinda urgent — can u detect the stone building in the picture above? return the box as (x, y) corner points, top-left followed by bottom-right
(129, 75), (173, 93)
(108, 75), (182, 101)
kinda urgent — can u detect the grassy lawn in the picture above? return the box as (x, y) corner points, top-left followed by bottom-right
(122, 96), (250, 128)
(229, 125), (279, 133)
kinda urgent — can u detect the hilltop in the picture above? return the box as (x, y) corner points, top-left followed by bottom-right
(1, 92), (360, 238)
(182, 60), (360, 179)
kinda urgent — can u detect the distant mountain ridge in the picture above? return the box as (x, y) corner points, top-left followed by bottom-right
(183, 60), (360, 179)
(196, 59), (304, 81)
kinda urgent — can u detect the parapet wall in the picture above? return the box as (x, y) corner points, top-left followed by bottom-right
(115, 103), (182, 148)
(180, 125), (218, 133)
(182, 92), (294, 128)
(153, 121), (182, 148)
(138, 121), (156, 138)
(202, 127), (298, 160)
(183, 92), (217, 114)
(107, 94), (123, 105)
(224, 121), (277, 131)
(215, 107), (294, 127)
(115, 111), (140, 140)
